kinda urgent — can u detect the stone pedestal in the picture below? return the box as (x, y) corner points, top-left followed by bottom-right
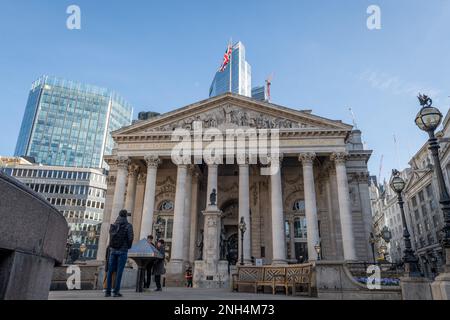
(400, 277), (432, 300)
(193, 208), (229, 288)
(431, 272), (450, 300)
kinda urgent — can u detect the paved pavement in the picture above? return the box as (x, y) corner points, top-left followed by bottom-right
(49, 287), (315, 300)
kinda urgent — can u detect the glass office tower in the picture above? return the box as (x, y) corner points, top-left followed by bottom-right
(14, 76), (133, 168)
(209, 41), (252, 98)
(251, 86), (268, 102)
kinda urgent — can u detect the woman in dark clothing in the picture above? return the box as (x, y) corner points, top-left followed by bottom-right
(153, 239), (166, 291)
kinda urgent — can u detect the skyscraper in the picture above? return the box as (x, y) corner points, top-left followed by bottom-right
(251, 85), (268, 102)
(14, 76), (133, 168)
(209, 41), (252, 98)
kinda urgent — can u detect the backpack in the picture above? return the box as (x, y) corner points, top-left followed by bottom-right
(109, 223), (128, 249)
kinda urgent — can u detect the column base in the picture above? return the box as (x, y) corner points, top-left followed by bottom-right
(272, 259), (287, 265)
(193, 260), (229, 289)
(400, 276), (432, 300)
(431, 271), (450, 300)
(165, 259), (185, 287)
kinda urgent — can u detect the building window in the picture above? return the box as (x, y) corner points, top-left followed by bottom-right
(294, 217), (307, 239)
(418, 191), (425, 203)
(412, 196), (418, 208)
(421, 204), (428, 217)
(426, 184), (433, 198)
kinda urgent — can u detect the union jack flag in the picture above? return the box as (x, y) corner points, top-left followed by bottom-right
(218, 44), (232, 72)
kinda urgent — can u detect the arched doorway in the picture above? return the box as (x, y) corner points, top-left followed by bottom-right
(221, 199), (239, 265)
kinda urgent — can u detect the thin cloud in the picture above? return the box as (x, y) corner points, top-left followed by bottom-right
(359, 70), (441, 98)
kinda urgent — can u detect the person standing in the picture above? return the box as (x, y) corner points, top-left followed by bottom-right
(144, 235), (155, 289)
(153, 239), (166, 291)
(105, 209), (134, 298)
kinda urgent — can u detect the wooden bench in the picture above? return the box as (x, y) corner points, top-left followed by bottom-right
(235, 266), (264, 293)
(285, 263), (313, 296)
(235, 264), (314, 296)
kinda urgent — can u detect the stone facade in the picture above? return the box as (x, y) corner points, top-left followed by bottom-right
(97, 93), (373, 285)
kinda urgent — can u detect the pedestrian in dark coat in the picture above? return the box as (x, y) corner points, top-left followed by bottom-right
(153, 239), (166, 291)
(105, 209), (134, 297)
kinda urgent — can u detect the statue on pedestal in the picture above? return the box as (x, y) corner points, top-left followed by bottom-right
(209, 189), (217, 207)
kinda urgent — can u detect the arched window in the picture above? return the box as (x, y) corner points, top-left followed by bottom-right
(293, 199), (305, 212)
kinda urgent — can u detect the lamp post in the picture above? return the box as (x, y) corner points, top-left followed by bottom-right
(415, 94), (450, 273)
(79, 243), (87, 260)
(239, 217), (247, 266)
(369, 233), (377, 263)
(390, 169), (421, 277)
(314, 243), (321, 261)
(154, 216), (164, 242)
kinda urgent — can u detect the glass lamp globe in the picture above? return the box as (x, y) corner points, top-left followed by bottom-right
(415, 106), (443, 132)
(239, 217), (247, 233)
(390, 174), (406, 193)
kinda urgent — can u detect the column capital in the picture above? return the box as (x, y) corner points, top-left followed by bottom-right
(298, 152), (316, 165)
(331, 152), (348, 165)
(177, 164), (189, 170)
(127, 164), (140, 178)
(207, 163), (219, 169)
(144, 155), (161, 168)
(137, 173), (147, 184)
(116, 156), (131, 170)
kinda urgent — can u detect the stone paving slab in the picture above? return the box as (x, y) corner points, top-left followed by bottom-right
(49, 287), (316, 300)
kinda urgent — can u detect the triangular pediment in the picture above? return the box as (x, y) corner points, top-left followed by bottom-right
(113, 93), (352, 137)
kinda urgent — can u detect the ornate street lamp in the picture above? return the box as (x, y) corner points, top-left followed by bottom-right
(415, 94), (450, 272)
(154, 217), (164, 241)
(380, 226), (392, 243)
(79, 243), (87, 260)
(239, 217), (247, 266)
(314, 243), (321, 261)
(390, 169), (421, 277)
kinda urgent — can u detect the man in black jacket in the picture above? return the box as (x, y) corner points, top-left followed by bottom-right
(105, 209), (134, 297)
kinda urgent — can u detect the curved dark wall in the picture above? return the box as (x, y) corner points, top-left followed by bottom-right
(0, 171), (68, 300)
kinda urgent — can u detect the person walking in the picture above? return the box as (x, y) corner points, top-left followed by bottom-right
(105, 209), (134, 298)
(153, 239), (166, 291)
(144, 235), (155, 289)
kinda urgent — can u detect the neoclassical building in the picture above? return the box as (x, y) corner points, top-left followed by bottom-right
(97, 93), (373, 283)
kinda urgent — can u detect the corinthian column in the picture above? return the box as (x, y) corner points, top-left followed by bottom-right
(238, 156), (252, 264)
(170, 164), (188, 265)
(331, 152), (357, 261)
(139, 155), (160, 240)
(183, 166), (193, 262)
(189, 171), (200, 263)
(299, 152), (320, 261)
(124, 164), (139, 214)
(110, 156), (130, 223)
(269, 156), (286, 264)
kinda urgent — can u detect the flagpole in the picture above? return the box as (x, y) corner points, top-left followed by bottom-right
(229, 38), (233, 93)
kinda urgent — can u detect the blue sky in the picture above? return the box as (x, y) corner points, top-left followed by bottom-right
(0, 0), (449, 182)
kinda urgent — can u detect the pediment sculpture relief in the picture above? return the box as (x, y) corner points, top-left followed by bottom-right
(145, 105), (316, 132)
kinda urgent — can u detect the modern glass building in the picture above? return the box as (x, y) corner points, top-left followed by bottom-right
(209, 42), (252, 98)
(251, 85), (268, 102)
(14, 76), (133, 169)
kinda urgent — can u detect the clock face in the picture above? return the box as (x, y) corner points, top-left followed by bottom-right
(293, 200), (305, 211)
(160, 200), (174, 211)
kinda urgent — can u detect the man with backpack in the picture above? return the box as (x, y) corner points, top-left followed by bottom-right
(105, 209), (134, 297)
